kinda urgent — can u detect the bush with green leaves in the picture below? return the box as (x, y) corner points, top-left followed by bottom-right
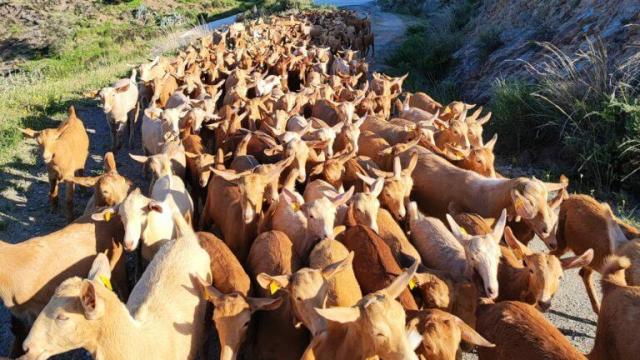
(489, 40), (640, 193)
(477, 27), (503, 61)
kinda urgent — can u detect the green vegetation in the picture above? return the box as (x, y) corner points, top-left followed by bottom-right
(383, 0), (480, 103)
(0, 1), (255, 166)
(488, 40), (640, 195)
(477, 27), (503, 61)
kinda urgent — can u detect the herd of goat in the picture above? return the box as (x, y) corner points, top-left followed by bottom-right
(8, 9), (640, 360)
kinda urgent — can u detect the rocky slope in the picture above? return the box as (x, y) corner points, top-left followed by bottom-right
(385, 0), (640, 101)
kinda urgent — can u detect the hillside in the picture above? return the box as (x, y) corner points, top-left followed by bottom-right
(383, 0), (640, 202)
(0, 0), (251, 75)
(381, 0), (640, 101)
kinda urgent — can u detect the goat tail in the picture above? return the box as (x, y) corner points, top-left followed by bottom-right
(601, 255), (630, 292)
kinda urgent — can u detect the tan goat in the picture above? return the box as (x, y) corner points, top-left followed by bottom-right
(552, 194), (640, 312)
(589, 255), (640, 360)
(22, 201), (210, 360)
(403, 146), (567, 249)
(300, 261), (421, 360)
(476, 300), (586, 360)
(500, 227), (593, 311)
(407, 309), (494, 360)
(71, 152), (132, 214)
(21, 106), (89, 221)
(99, 69), (140, 150)
(257, 250), (358, 336)
(363, 153), (418, 221)
(0, 214), (128, 357)
(246, 231), (309, 360)
(197, 231), (281, 360)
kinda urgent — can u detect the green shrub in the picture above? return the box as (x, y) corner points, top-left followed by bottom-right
(477, 27), (503, 61)
(488, 40), (640, 193)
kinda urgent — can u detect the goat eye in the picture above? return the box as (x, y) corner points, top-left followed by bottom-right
(56, 314), (69, 321)
(529, 269), (534, 274)
(243, 321), (250, 328)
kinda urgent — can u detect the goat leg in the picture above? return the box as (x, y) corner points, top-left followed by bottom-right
(580, 266), (600, 313)
(49, 175), (59, 211)
(65, 180), (75, 223)
(128, 101), (141, 149)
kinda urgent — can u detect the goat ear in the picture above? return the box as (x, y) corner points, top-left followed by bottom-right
(315, 306), (361, 324)
(485, 133), (498, 151)
(491, 209), (508, 242)
(378, 260), (419, 300)
(561, 249), (594, 270)
(309, 163), (324, 177)
(91, 206), (117, 222)
(249, 296), (283, 313)
(80, 280), (105, 320)
(104, 152), (117, 172)
(404, 151), (419, 176)
(543, 180), (568, 192)
(503, 227), (531, 259)
(331, 186), (354, 208)
(147, 201), (163, 213)
(455, 317), (495, 348)
(446, 214), (471, 241)
(116, 83), (130, 93)
(211, 168), (243, 181)
(393, 156), (402, 178)
(322, 252), (354, 280)
(370, 178), (385, 198)
(19, 128), (39, 139)
(356, 172), (375, 186)
(195, 275), (223, 303)
(88, 253), (112, 285)
(264, 146), (284, 157)
(256, 273), (290, 294)
(129, 153), (148, 164)
(511, 190), (537, 220)
(477, 112), (492, 126)
(70, 176), (100, 188)
(467, 107), (482, 123)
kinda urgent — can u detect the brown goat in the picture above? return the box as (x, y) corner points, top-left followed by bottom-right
(476, 301), (586, 360)
(21, 106), (89, 221)
(589, 255), (640, 360)
(407, 309), (494, 360)
(341, 224), (419, 310)
(553, 194), (640, 312)
(71, 152), (132, 214)
(0, 214), (128, 357)
(246, 231), (309, 360)
(499, 227), (593, 311)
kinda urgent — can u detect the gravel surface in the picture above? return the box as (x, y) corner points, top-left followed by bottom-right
(0, 1), (600, 358)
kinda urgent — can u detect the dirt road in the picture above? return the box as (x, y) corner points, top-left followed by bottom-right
(0, 2), (599, 358)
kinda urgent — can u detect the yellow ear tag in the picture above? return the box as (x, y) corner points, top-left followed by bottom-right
(459, 227), (468, 236)
(104, 211), (113, 222)
(99, 275), (113, 291)
(514, 197), (524, 209)
(408, 277), (417, 290)
(269, 281), (281, 295)
(291, 202), (300, 212)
